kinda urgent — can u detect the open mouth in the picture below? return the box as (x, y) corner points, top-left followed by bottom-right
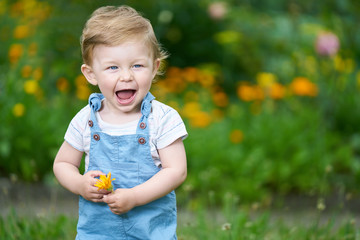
(116, 89), (136, 105)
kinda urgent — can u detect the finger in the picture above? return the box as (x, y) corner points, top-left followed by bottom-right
(88, 170), (106, 178)
(110, 208), (119, 215)
(92, 194), (104, 202)
(93, 198), (103, 203)
(103, 195), (111, 203)
(98, 189), (110, 194)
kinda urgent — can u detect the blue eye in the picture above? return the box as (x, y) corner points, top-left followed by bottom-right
(133, 64), (143, 68)
(109, 66), (118, 70)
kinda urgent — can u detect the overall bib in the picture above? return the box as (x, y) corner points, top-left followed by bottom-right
(76, 93), (177, 240)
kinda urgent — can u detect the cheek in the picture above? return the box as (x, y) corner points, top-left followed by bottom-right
(97, 80), (114, 93)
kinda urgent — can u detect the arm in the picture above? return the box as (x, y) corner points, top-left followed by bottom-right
(53, 141), (108, 202)
(103, 137), (187, 214)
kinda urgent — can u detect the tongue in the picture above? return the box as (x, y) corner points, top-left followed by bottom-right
(116, 90), (134, 99)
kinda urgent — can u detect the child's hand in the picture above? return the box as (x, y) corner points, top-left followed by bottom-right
(79, 170), (111, 202)
(103, 188), (136, 214)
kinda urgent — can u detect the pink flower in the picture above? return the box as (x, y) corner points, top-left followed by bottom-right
(315, 31), (340, 57)
(208, 2), (227, 20)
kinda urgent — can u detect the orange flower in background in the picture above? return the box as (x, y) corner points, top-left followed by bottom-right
(230, 129), (243, 144)
(32, 67), (43, 81)
(166, 66), (182, 77)
(212, 91), (228, 107)
(289, 77), (318, 97)
(198, 72), (215, 88)
(182, 67), (199, 83)
(165, 76), (186, 93)
(94, 172), (115, 192)
(56, 77), (70, 93)
(237, 83), (264, 102)
(189, 111), (211, 128)
(21, 65), (32, 78)
(9, 44), (23, 64)
(269, 82), (286, 99)
(182, 101), (211, 128)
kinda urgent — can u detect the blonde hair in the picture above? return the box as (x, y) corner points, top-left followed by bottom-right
(80, 5), (168, 74)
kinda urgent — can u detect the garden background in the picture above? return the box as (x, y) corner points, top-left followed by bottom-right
(1, 0), (360, 238)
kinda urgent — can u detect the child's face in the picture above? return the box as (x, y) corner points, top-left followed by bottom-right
(82, 40), (159, 116)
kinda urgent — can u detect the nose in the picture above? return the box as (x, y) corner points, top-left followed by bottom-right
(119, 69), (133, 81)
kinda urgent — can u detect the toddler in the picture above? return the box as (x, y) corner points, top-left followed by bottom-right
(53, 5), (187, 239)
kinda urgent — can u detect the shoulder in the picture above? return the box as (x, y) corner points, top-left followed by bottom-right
(69, 104), (91, 132)
(64, 104), (91, 152)
(74, 104), (91, 120)
(150, 100), (188, 149)
(151, 100), (180, 120)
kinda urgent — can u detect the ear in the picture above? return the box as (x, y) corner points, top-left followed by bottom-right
(152, 59), (161, 78)
(81, 64), (98, 86)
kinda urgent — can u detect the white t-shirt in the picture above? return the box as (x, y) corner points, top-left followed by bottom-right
(64, 99), (188, 171)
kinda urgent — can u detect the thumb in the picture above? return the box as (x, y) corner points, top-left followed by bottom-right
(103, 194), (112, 203)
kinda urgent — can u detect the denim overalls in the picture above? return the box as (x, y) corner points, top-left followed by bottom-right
(76, 93), (177, 240)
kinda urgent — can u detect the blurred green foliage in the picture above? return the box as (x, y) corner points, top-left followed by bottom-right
(1, 0), (360, 205)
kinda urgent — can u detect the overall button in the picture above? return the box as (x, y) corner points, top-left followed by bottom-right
(139, 122), (146, 129)
(88, 120), (94, 127)
(138, 137), (146, 145)
(93, 134), (100, 141)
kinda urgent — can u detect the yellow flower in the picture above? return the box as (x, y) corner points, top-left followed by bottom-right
(182, 102), (201, 119)
(76, 85), (91, 100)
(256, 72), (276, 88)
(189, 111), (211, 128)
(24, 80), (39, 94)
(13, 103), (25, 117)
(75, 74), (91, 100)
(94, 172), (115, 191)
(13, 25), (31, 39)
(289, 77), (318, 97)
(75, 74), (87, 87)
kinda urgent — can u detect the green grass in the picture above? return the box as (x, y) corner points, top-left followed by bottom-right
(1, 208), (359, 240)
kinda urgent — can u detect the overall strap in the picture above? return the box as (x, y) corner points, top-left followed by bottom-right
(137, 92), (155, 134)
(88, 93), (104, 132)
(140, 92), (155, 117)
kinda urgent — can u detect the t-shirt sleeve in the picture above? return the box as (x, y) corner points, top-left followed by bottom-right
(155, 104), (188, 150)
(64, 106), (89, 152)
